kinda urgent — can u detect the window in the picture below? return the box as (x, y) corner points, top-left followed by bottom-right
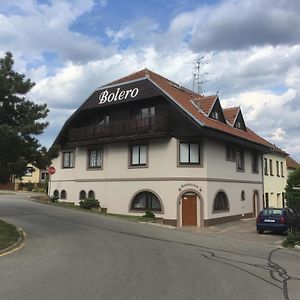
(276, 161), (280, 176)
(213, 191), (229, 212)
(88, 149), (103, 168)
(63, 151), (75, 168)
(235, 121), (241, 129)
(179, 142), (201, 165)
(41, 172), (48, 181)
(88, 190), (95, 199)
(241, 190), (245, 201)
(252, 153), (259, 173)
(60, 190), (67, 199)
(211, 110), (219, 120)
(130, 191), (162, 212)
(264, 158), (268, 175)
(226, 146), (236, 161)
(140, 106), (155, 118)
(99, 115), (109, 126)
(79, 190), (86, 200)
(269, 159), (273, 175)
(282, 193), (285, 207)
(25, 166), (35, 176)
(236, 150), (245, 171)
(265, 193), (269, 208)
(280, 161), (284, 177)
(53, 190), (59, 199)
(130, 144), (147, 167)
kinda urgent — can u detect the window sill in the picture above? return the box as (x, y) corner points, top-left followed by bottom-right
(178, 163), (203, 168)
(237, 169), (245, 173)
(252, 171), (259, 174)
(129, 209), (163, 214)
(212, 209), (230, 214)
(128, 165), (148, 169)
(87, 167), (103, 171)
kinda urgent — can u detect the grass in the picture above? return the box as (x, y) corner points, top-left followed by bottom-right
(31, 195), (161, 223)
(0, 219), (20, 251)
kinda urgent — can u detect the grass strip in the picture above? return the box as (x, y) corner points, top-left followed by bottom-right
(0, 219), (20, 251)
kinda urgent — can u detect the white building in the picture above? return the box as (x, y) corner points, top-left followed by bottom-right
(263, 146), (288, 208)
(49, 69), (272, 227)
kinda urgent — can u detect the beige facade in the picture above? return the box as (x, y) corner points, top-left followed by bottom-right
(263, 153), (287, 208)
(19, 164), (48, 184)
(50, 137), (263, 226)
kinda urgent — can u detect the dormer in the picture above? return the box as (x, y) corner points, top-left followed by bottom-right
(208, 97), (226, 123)
(223, 107), (247, 131)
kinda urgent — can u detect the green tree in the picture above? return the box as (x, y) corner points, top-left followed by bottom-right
(0, 52), (52, 183)
(285, 167), (300, 198)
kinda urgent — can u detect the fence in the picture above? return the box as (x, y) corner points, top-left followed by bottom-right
(287, 196), (300, 216)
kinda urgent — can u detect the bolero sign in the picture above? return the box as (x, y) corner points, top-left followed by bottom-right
(99, 87), (139, 105)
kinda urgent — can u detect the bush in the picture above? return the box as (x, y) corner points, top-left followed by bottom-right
(283, 230), (300, 248)
(143, 210), (155, 218)
(25, 181), (34, 191)
(50, 196), (58, 203)
(79, 198), (100, 209)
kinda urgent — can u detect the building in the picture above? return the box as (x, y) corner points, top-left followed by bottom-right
(263, 146), (288, 208)
(49, 69), (272, 227)
(17, 164), (48, 188)
(286, 156), (300, 176)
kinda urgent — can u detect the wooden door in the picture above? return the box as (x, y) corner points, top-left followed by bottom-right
(182, 194), (197, 226)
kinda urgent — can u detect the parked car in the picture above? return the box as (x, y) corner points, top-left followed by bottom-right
(256, 207), (296, 234)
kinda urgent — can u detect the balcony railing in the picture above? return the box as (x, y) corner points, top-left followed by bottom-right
(68, 115), (170, 142)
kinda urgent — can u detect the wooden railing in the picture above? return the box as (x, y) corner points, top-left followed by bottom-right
(68, 115), (170, 142)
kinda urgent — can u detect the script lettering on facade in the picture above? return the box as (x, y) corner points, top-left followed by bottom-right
(99, 87), (139, 105)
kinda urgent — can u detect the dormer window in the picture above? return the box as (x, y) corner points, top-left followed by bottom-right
(236, 121), (241, 129)
(211, 110), (219, 120)
(140, 106), (155, 119)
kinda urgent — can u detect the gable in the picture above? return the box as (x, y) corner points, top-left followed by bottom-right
(208, 98), (226, 123)
(234, 110), (247, 131)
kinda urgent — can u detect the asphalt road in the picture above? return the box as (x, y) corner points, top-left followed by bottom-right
(0, 193), (300, 300)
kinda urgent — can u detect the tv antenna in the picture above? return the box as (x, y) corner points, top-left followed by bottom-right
(192, 57), (209, 95)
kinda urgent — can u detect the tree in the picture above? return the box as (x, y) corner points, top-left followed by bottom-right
(285, 167), (300, 198)
(0, 52), (54, 183)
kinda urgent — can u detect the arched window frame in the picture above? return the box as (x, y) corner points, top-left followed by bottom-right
(129, 190), (163, 213)
(60, 190), (67, 200)
(79, 190), (86, 200)
(213, 190), (230, 213)
(241, 190), (246, 201)
(88, 190), (95, 199)
(53, 190), (59, 199)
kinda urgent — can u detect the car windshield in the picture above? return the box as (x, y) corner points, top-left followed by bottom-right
(260, 209), (282, 217)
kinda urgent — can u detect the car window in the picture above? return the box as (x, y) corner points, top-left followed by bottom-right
(260, 209), (282, 217)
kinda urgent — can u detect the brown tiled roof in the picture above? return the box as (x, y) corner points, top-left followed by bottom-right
(223, 107), (239, 125)
(286, 156), (300, 169)
(192, 96), (217, 115)
(105, 68), (272, 148)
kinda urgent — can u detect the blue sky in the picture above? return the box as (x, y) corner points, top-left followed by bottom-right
(0, 0), (300, 161)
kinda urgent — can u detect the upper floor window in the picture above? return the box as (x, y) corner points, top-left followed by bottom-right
(226, 146), (236, 161)
(276, 160), (280, 176)
(88, 149), (103, 169)
(99, 115), (110, 126)
(269, 159), (273, 176)
(236, 150), (245, 171)
(252, 153), (259, 173)
(140, 106), (155, 119)
(179, 142), (201, 165)
(130, 144), (147, 167)
(213, 191), (229, 212)
(211, 110), (219, 120)
(62, 151), (75, 168)
(280, 161), (284, 177)
(264, 158), (268, 175)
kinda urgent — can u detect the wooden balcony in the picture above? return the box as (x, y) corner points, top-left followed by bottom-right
(67, 115), (171, 142)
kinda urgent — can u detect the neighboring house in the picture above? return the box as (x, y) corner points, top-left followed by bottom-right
(49, 69), (273, 227)
(19, 164), (48, 185)
(286, 156), (300, 176)
(263, 146), (288, 208)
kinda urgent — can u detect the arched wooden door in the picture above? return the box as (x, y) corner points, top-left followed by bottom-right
(182, 194), (197, 226)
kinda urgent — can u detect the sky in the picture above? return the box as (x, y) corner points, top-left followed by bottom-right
(0, 0), (299, 161)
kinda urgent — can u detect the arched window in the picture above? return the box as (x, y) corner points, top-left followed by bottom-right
(79, 190), (86, 200)
(61, 190), (67, 200)
(53, 190), (59, 199)
(130, 191), (162, 212)
(213, 191), (229, 212)
(241, 190), (245, 201)
(88, 190), (95, 199)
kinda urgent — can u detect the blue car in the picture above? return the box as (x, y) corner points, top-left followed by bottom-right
(256, 208), (296, 234)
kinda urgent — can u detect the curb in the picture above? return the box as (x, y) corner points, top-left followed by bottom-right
(0, 226), (26, 257)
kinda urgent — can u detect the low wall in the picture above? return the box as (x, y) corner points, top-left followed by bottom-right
(0, 182), (18, 191)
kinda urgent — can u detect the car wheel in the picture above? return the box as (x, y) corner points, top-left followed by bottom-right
(258, 229), (264, 234)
